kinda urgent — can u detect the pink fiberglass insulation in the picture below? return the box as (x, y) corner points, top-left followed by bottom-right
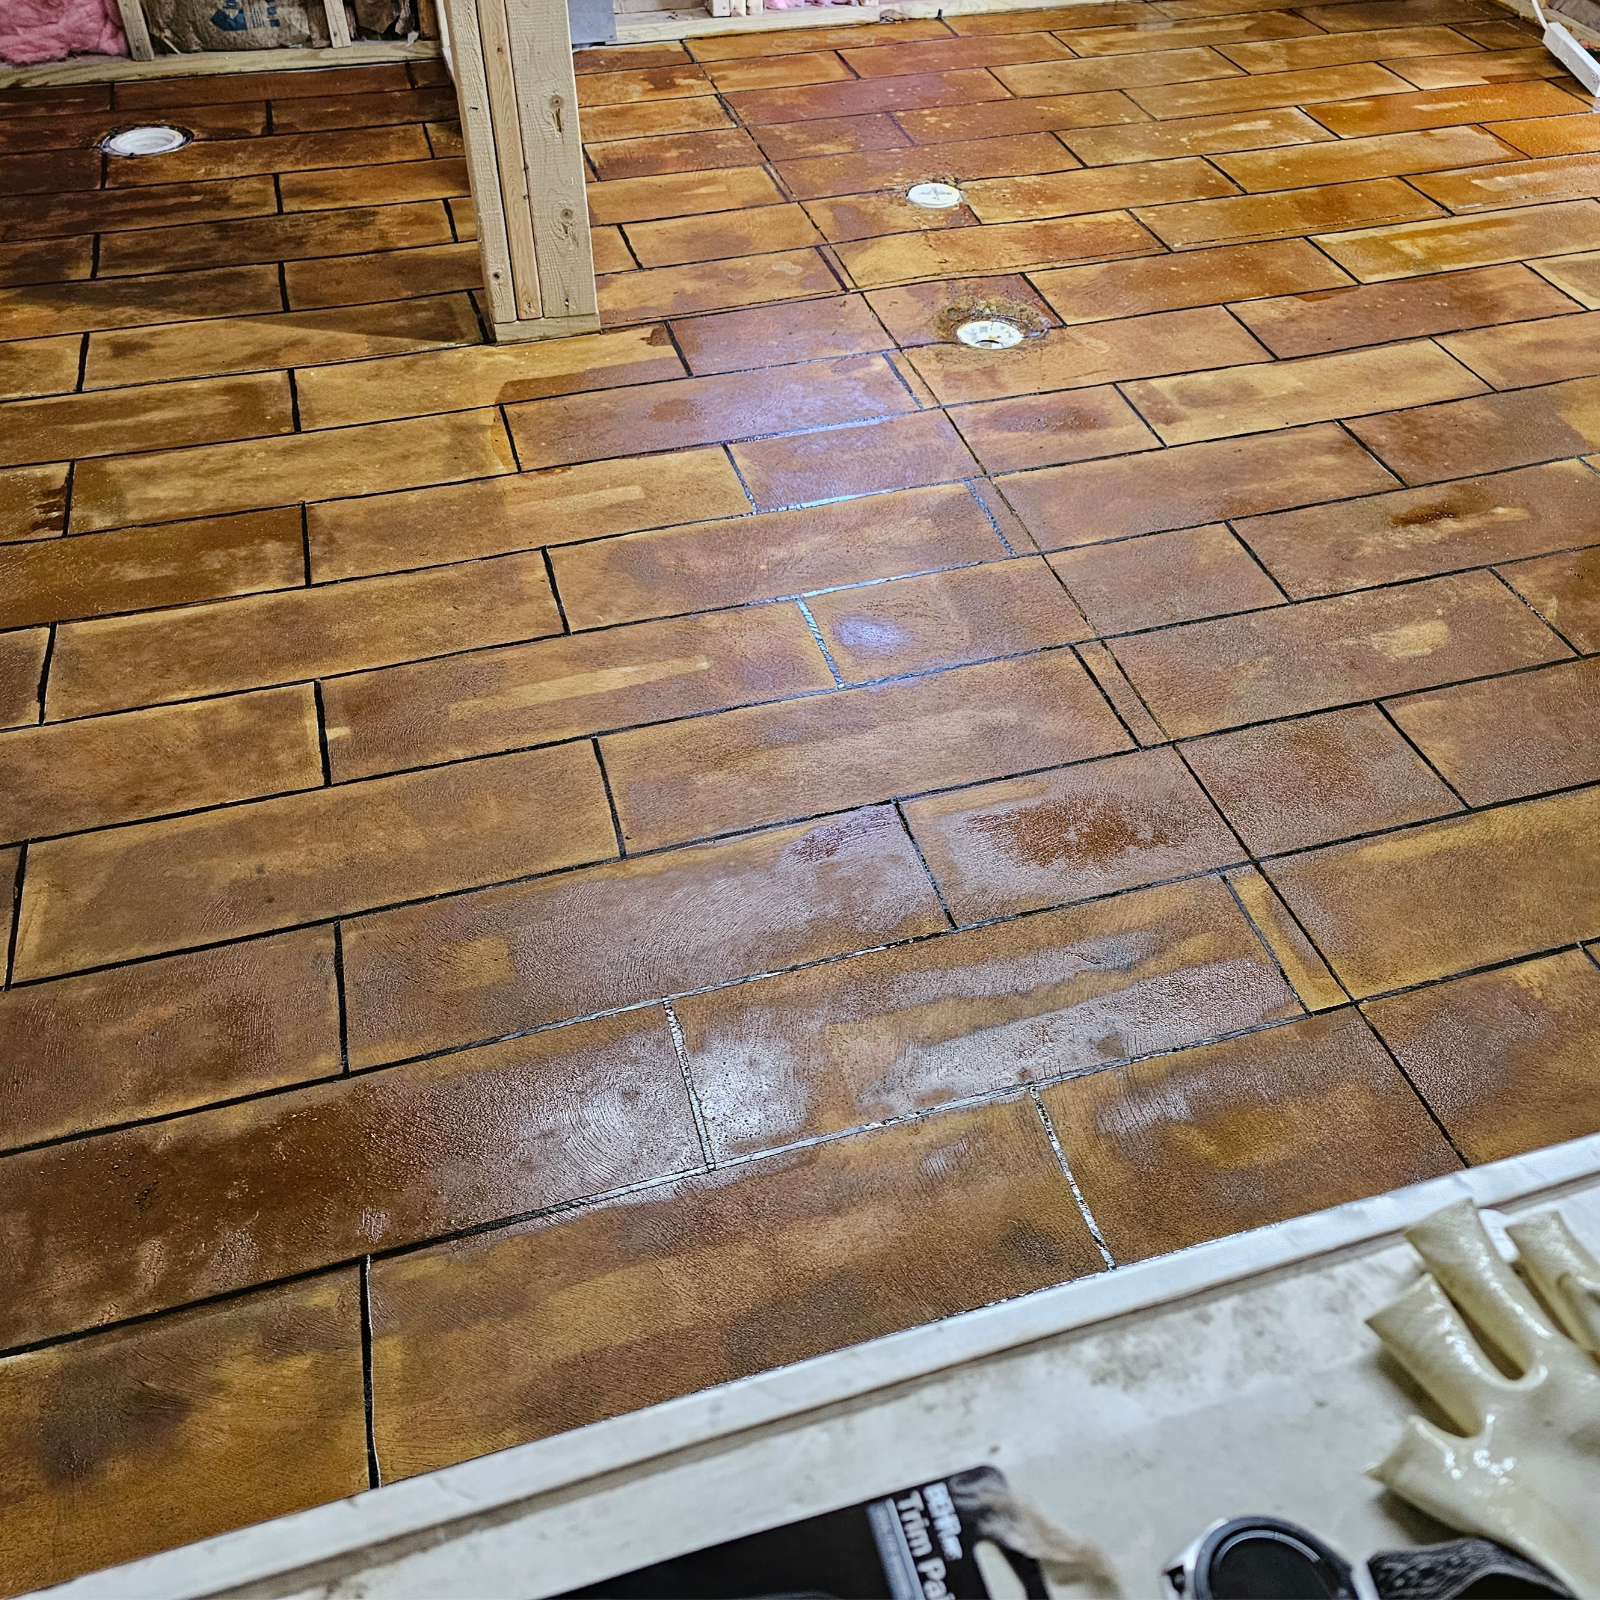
(1, 0), (129, 65)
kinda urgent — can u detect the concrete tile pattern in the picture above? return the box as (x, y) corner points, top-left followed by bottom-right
(1, 17), (1598, 1589)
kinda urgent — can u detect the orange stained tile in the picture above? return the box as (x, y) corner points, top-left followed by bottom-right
(1306, 79), (1586, 137)
(272, 156), (468, 214)
(1042, 1010), (1458, 1262)
(1224, 863), (1347, 1011)
(775, 133), (1081, 202)
(753, 113), (913, 161)
(114, 63), (409, 105)
(0, 334), (80, 401)
(1412, 152), (1600, 212)
(863, 273), (1057, 346)
(1346, 374), (1600, 483)
(1442, 309), (1600, 388)
(1123, 338), (1485, 444)
(1453, 19), (1544, 47)
(1128, 61), (1413, 118)
(700, 51), (854, 94)
(15, 741), (615, 982)
(1489, 114), (1600, 158)
(0, 236), (93, 288)
(573, 43), (692, 73)
(0, 462), (69, 541)
(834, 212), (1161, 287)
(841, 34), (1074, 77)
(574, 64), (714, 106)
(1299, 0), (1498, 29)
(671, 294), (889, 374)
(586, 127), (764, 181)
(307, 447), (749, 581)
(944, 3), (1153, 31)
(1387, 47), (1568, 90)
(343, 806), (945, 1069)
(0, 1274), (367, 1598)
(1314, 199), (1600, 281)
(553, 482), (1002, 628)
(70, 407), (517, 534)
(621, 206), (822, 266)
(993, 47), (1245, 99)
(0, 630), (47, 729)
(802, 556), (1090, 681)
(0, 929), (338, 1151)
(1139, 176), (1445, 249)
(578, 96), (733, 142)
(686, 18), (955, 58)
(0, 264), (278, 341)
(1032, 237), (1352, 323)
(903, 746), (1240, 921)
(963, 156), (1238, 224)
(504, 353), (915, 468)
(369, 1098), (1099, 1478)
(1212, 125), (1516, 192)
(47, 551), (560, 720)
(587, 166), (783, 225)
(0, 686), (321, 846)
(800, 191), (982, 244)
(591, 225), (634, 275)
(265, 83), (458, 133)
(951, 382), (1160, 473)
(907, 305), (1268, 404)
(1498, 544), (1600, 651)
(681, 873), (1294, 1155)
(730, 409), (980, 510)
(0, 1009), (697, 1351)
(1062, 105), (1334, 165)
(1364, 950), (1600, 1162)
(1183, 703), (1461, 854)
(1232, 262), (1576, 358)
(1236, 459), (1600, 597)
(1217, 24), (1487, 74)
(0, 175), (277, 242)
(1059, 12), (1326, 55)
(1387, 655), (1600, 803)
(725, 69), (1012, 125)
(102, 125), (429, 188)
(893, 91), (1149, 145)
(1267, 783), (1600, 996)
(1048, 522), (1284, 633)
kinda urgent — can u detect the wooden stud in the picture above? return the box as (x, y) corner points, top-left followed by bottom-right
(323, 0), (356, 46)
(115, 0), (156, 61)
(476, 0), (545, 321)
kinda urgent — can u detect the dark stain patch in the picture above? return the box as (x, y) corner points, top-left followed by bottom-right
(969, 794), (1173, 871)
(1390, 498), (1465, 528)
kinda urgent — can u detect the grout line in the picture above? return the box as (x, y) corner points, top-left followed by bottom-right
(312, 680), (334, 786)
(286, 367), (303, 431)
(893, 799), (957, 930)
(73, 331), (90, 394)
(299, 502), (314, 585)
(1374, 698), (1470, 810)
(1221, 867), (1311, 1017)
(663, 998), (716, 1170)
(1485, 561), (1583, 655)
(277, 257), (291, 312)
(360, 1257), (382, 1490)
(3, 844), (25, 991)
(333, 919), (351, 1075)
(594, 738), (628, 858)
(34, 624), (56, 725)
(794, 597), (845, 685)
(966, 477), (1018, 556)
(1032, 1090), (1116, 1271)
(1356, 1007), (1470, 1170)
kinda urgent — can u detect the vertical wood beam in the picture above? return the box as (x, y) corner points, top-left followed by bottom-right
(115, 0), (156, 61)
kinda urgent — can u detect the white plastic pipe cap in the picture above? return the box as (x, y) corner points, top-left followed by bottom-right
(956, 318), (1025, 349)
(101, 125), (191, 157)
(906, 182), (963, 209)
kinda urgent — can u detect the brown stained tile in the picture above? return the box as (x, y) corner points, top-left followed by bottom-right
(1300, 0), (1496, 28)
(575, 65), (715, 107)
(842, 34), (1075, 76)
(964, 156), (1238, 225)
(0, 85), (110, 118)
(370, 1097), (1097, 1478)
(621, 208), (822, 268)
(1364, 950), (1600, 1162)
(1063, 105), (1333, 165)
(1114, 570), (1567, 739)
(1489, 114), (1600, 159)
(681, 875), (1295, 1155)
(1388, 655), (1600, 804)
(0, 686), (321, 846)
(104, 126), (430, 189)
(835, 213), (1160, 287)
(591, 225), (634, 275)
(1232, 262), (1576, 358)
(1225, 864), (1347, 1010)
(72, 407), (517, 534)
(0, 263), (281, 340)
(689, 20), (954, 58)
(671, 293), (889, 374)
(1454, 19), (1544, 47)
(1213, 126), (1516, 194)
(1002, 422), (1399, 548)
(0, 929), (338, 1152)
(1061, 13), (1326, 56)
(0, 335), (80, 402)
(0, 463), (69, 542)
(504, 353), (915, 469)
(48, 551), (559, 720)
(1315, 200), (1600, 282)
(587, 166), (784, 225)
(1412, 152), (1600, 214)
(701, 51), (855, 94)
(0, 1008), (695, 1351)
(1499, 544), (1600, 651)
(603, 650), (1130, 850)
(801, 190), (982, 244)
(1218, 24), (1487, 74)
(587, 128), (764, 182)
(952, 383), (1160, 473)
(324, 605), (832, 782)
(96, 200), (454, 276)
(1237, 460), (1600, 598)
(0, 101), (264, 156)
(0, 236), (93, 288)
(1269, 785), (1600, 996)
(0, 176), (277, 242)
(1346, 375), (1600, 483)
(308, 447), (749, 581)
(1129, 62), (1413, 118)
(864, 273), (1058, 346)
(427, 121), (463, 159)
(0, 630), (47, 729)
(945, 3), (1153, 30)
(754, 113), (913, 161)
(0, 372), (293, 472)
(776, 133), (1080, 203)
(1185, 703), (1460, 854)
(0, 148), (100, 199)
(267, 84), (459, 134)
(1390, 48), (1570, 90)
(574, 43), (692, 74)
(409, 59), (455, 87)
(0, 1273), (366, 1596)
(554, 483), (1003, 628)
(993, 48), (1245, 99)
(277, 156), (468, 213)
(1048, 523), (1283, 632)
(904, 747), (1239, 921)
(1124, 339), (1485, 445)
(1307, 80), (1586, 137)
(579, 96), (733, 142)
(1139, 176), (1445, 250)
(894, 92), (1149, 145)
(1043, 1010), (1458, 1261)
(15, 741), (614, 982)
(1442, 309), (1600, 387)
(731, 410), (979, 510)
(344, 806), (944, 1067)
(114, 64), (410, 107)
(725, 69), (1011, 126)
(1032, 237), (1351, 323)
(804, 557), (1090, 682)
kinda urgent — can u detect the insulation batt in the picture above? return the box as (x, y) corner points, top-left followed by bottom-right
(0, 0), (128, 65)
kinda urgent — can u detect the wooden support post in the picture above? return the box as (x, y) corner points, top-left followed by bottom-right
(443, 0), (599, 343)
(115, 0), (156, 61)
(323, 0), (355, 47)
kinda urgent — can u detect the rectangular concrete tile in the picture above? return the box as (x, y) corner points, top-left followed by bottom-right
(622, 206), (821, 267)
(1442, 309), (1600, 388)
(0, 929), (339, 1150)
(1224, 864), (1348, 1011)
(0, 263), (281, 340)
(963, 156), (1238, 224)
(587, 128), (764, 181)
(754, 113), (914, 161)
(0, 100), (264, 155)
(1498, 544), (1600, 651)
(15, 742), (615, 981)
(671, 293), (889, 374)
(323, 605), (834, 781)
(591, 225), (634, 275)
(1128, 62), (1413, 119)
(48, 551), (559, 719)
(602, 650), (1131, 850)
(1063, 106), (1335, 165)
(70, 407), (517, 533)
(1268, 784), (1600, 995)
(0, 236), (93, 288)
(1058, 12), (1325, 56)
(687, 19), (953, 56)
(1213, 126), (1515, 193)
(281, 241), (482, 311)
(1218, 24), (1486, 74)
(775, 133), (1081, 202)
(103, 126), (430, 188)
(1489, 114), (1600, 158)
(864, 274), (1058, 346)
(1042, 1010), (1458, 1261)
(579, 96), (733, 142)
(276, 157), (468, 213)
(1306, 80), (1586, 137)
(574, 43), (692, 72)
(1112, 569), (1568, 738)
(1139, 176), (1445, 249)
(1300, 0), (1497, 28)
(1232, 262), (1576, 357)
(994, 48), (1246, 99)
(307, 447), (749, 582)
(904, 746), (1240, 922)
(575, 64), (714, 106)
(724, 69), (1011, 125)
(0, 462), (69, 541)
(893, 92), (1148, 146)
(840, 34), (1075, 76)
(553, 483), (1003, 628)
(0, 1009), (695, 1350)
(0, 175), (278, 242)
(0, 334), (81, 401)
(952, 383), (1160, 473)
(701, 51), (855, 94)
(945, 2), (1152, 29)
(267, 84), (458, 133)
(0, 1273), (366, 1596)
(1364, 949), (1600, 1162)
(369, 1098), (1098, 1478)
(599, 250), (839, 325)
(1124, 338), (1486, 444)
(1389, 47), (1571, 91)
(0, 630), (47, 729)
(1048, 523), (1284, 632)
(801, 190), (983, 244)
(1387, 655), (1600, 804)
(114, 63), (409, 106)
(1413, 152), (1600, 213)
(804, 557), (1090, 681)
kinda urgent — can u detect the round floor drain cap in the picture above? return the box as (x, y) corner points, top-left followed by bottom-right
(101, 125), (191, 157)
(956, 317), (1025, 349)
(906, 181), (963, 209)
